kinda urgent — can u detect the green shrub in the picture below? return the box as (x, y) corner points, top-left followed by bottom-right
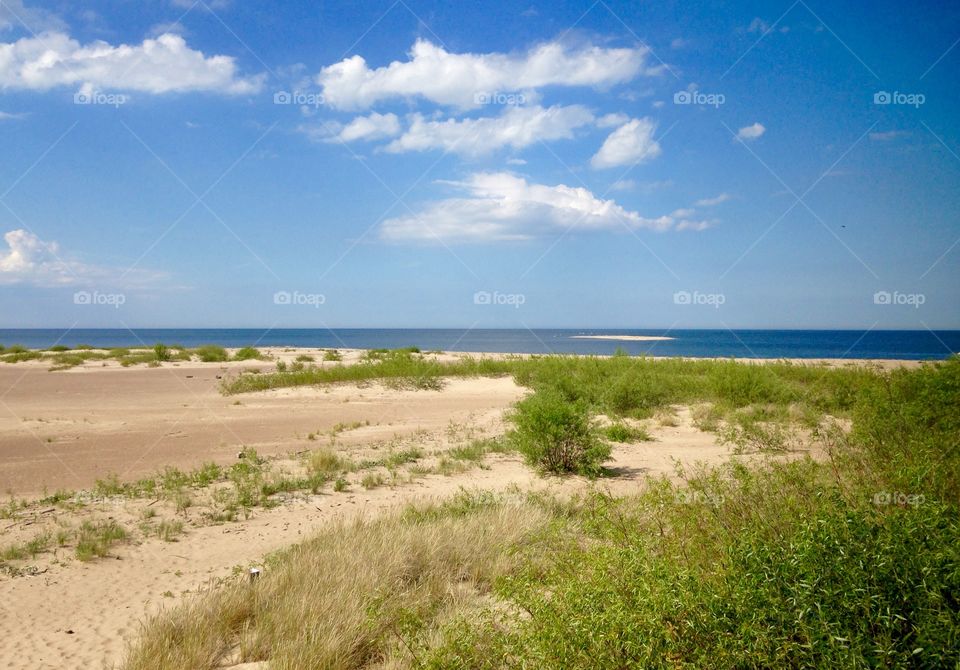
(509, 390), (609, 476)
(153, 343), (170, 362)
(194, 345), (229, 362)
(323, 349), (342, 361)
(233, 346), (263, 361)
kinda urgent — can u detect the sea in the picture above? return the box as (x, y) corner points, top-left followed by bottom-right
(1, 329), (957, 360)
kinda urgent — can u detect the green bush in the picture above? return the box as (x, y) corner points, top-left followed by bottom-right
(153, 343), (170, 362)
(194, 345), (229, 362)
(509, 390), (609, 476)
(233, 346), (263, 361)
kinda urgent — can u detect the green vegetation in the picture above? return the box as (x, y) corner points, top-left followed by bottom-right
(509, 389), (609, 475)
(122, 357), (960, 670)
(233, 346), (264, 361)
(222, 350), (515, 394)
(602, 421), (652, 443)
(75, 520), (128, 561)
(193, 345), (229, 362)
(322, 349), (342, 362)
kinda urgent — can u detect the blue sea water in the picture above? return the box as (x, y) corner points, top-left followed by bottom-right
(0, 329), (957, 360)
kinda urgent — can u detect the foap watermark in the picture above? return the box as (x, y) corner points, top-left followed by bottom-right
(473, 91), (526, 106)
(273, 90), (325, 107)
(273, 290), (325, 308)
(873, 491), (925, 507)
(73, 290), (126, 309)
(873, 291), (925, 308)
(74, 90), (127, 107)
(674, 290), (725, 308)
(673, 90), (725, 108)
(873, 90), (925, 108)
(674, 490), (726, 507)
(473, 290), (525, 308)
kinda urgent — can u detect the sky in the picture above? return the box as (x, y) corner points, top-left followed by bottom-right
(0, 0), (958, 330)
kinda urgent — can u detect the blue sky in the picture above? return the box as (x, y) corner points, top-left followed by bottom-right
(0, 0), (958, 329)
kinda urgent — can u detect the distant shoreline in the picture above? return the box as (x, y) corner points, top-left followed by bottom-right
(571, 335), (675, 342)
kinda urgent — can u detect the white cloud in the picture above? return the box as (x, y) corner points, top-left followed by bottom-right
(0, 32), (263, 94)
(0, 0), (65, 33)
(148, 21), (187, 38)
(0, 110), (27, 120)
(675, 219), (714, 232)
(736, 122), (766, 141)
(597, 112), (629, 128)
(379, 172), (712, 243)
(317, 39), (657, 110)
(506, 158), (527, 165)
(694, 193), (730, 206)
(384, 104), (594, 155)
(330, 112), (401, 142)
(0, 229), (164, 287)
(590, 117), (661, 169)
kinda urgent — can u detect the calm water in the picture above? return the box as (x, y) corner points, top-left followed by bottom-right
(1, 329), (957, 360)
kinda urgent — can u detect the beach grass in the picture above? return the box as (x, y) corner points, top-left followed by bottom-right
(120, 355), (960, 669)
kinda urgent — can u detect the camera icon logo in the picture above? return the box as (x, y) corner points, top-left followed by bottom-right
(673, 290), (692, 305)
(673, 91), (692, 105)
(73, 91), (92, 104)
(73, 290), (92, 305)
(273, 91), (292, 105)
(273, 290), (292, 305)
(873, 91), (891, 105)
(473, 290), (492, 305)
(873, 291), (891, 305)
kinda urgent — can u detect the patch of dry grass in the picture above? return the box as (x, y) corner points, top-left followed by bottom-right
(121, 492), (548, 670)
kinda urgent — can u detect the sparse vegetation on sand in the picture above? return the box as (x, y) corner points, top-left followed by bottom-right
(122, 356), (960, 669)
(222, 348), (517, 394)
(0, 343), (274, 369)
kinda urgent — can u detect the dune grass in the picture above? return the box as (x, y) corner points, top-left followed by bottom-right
(122, 492), (551, 670)
(122, 356), (960, 669)
(222, 349), (517, 394)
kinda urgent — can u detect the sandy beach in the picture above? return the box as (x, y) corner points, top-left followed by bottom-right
(0, 350), (928, 669)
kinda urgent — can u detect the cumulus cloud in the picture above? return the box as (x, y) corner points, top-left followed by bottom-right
(0, 32), (263, 94)
(596, 112), (629, 128)
(325, 112), (401, 142)
(736, 122), (766, 141)
(694, 193), (730, 206)
(384, 105), (594, 155)
(0, 229), (162, 287)
(590, 117), (661, 169)
(317, 39), (657, 110)
(379, 172), (711, 243)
